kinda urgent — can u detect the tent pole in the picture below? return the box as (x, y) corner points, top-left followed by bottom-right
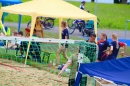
(0, 12), (3, 23)
(18, 15), (22, 32)
(124, 20), (130, 42)
(24, 16), (36, 67)
(94, 19), (97, 43)
(59, 18), (63, 39)
(94, 0), (98, 15)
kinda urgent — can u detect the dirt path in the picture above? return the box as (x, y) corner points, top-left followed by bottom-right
(0, 59), (68, 86)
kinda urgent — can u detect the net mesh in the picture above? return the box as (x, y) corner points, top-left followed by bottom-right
(0, 36), (98, 86)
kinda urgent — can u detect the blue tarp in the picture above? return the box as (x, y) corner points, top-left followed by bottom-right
(75, 57), (130, 86)
(0, 0), (22, 32)
(0, 0), (21, 4)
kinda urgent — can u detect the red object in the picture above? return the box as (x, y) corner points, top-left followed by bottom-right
(98, 40), (104, 45)
(119, 42), (125, 47)
(25, 28), (30, 33)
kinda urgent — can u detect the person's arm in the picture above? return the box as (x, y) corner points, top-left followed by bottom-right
(108, 43), (113, 55)
(41, 25), (44, 38)
(65, 29), (69, 39)
(119, 42), (127, 57)
(58, 59), (72, 77)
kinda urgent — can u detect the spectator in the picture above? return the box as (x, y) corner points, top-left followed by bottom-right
(85, 33), (97, 62)
(97, 33), (109, 61)
(30, 29), (41, 62)
(20, 29), (30, 58)
(57, 21), (69, 65)
(20, 29), (41, 63)
(25, 28), (30, 37)
(34, 17), (44, 38)
(12, 30), (18, 36)
(58, 46), (90, 86)
(80, 1), (86, 10)
(80, 1), (89, 12)
(7, 30), (18, 49)
(86, 33), (96, 43)
(107, 33), (127, 60)
(18, 31), (23, 37)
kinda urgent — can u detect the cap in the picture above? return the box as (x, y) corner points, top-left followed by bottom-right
(25, 28), (30, 33)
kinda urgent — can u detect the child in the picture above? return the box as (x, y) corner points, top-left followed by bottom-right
(58, 46), (90, 86)
(57, 21), (69, 65)
(107, 33), (127, 60)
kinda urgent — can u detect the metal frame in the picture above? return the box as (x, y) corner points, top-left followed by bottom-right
(78, 71), (127, 86)
(0, 36), (85, 44)
(124, 20), (130, 42)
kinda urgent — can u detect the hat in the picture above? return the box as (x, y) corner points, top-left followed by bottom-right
(25, 28), (30, 33)
(81, 1), (86, 3)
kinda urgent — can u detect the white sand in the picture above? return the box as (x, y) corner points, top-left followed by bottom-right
(0, 59), (68, 86)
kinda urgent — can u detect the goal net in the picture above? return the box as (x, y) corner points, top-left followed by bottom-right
(0, 36), (98, 86)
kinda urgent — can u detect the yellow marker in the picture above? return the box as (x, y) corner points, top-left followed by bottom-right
(0, 20), (7, 35)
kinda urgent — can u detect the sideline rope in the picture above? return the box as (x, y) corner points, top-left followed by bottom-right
(98, 22), (107, 31)
(0, 62), (24, 72)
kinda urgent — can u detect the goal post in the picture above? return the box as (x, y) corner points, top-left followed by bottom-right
(0, 36), (98, 86)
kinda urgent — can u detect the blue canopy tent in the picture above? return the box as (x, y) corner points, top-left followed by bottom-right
(75, 57), (130, 86)
(0, 0), (22, 32)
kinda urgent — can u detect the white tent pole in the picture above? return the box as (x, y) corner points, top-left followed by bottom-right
(94, 0), (98, 15)
(59, 18), (63, 39)
(24, 15), (37, 67)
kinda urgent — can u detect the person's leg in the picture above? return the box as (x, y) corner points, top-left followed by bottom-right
(20, 45), (24, 56)
(56, 45), (63, 65)
(63, 48), (68, 60)
(7, 43), (13, 49)
(68, 79), (75, 86)
(80, 77), (87, 86)
(35, 50), (41, 62)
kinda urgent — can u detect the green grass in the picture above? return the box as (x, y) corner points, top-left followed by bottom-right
(69, 2), (130, 30)
(0, 0), (130, 30)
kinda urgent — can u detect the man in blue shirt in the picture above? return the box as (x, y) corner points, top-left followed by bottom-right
(57, 21), (69, 65)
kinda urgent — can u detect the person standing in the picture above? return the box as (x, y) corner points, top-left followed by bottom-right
(107, 33), (127, 60)
(34, 17), (44, 38)
(97, 33), (109, 61)
(57, 21), (69, 65)
(86, 33), (96, 43)
(80, 1), (86, 10)
(85, 33), (97, 62)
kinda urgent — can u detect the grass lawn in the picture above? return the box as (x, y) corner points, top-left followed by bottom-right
(0, 0), (130, 30)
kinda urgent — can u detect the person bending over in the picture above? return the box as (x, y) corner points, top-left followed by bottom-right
(58, 47), (90, 86)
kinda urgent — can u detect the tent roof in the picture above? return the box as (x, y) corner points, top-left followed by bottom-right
(0, 0), (21, 4)
(76, 57), (130, 85)
(0, 0), (96, 20)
